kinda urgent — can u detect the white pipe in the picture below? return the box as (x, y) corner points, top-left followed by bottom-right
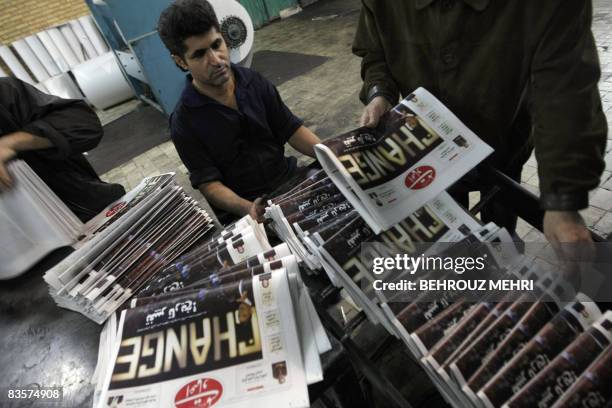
(47, 28), (79, 68)
(69, 19), (98, 59)
(72, 52), (134, 110)
(0, 45), (34, 84)
(43, 73), (84, 100)
(78, 15), (108, 56)
(37, 31), (70, 72)
(24, 35), (60, 76)
(59, 24), (85, 63)
(12, 39), (50, 82)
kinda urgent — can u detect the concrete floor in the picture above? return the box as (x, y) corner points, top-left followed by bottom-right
(98, 0), (612, 242)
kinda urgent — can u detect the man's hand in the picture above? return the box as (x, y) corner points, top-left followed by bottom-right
(0, 142), (17, 190)
(248, 197), (266, 223)
(543, 210), (595, 282)
(360, 96), (392, 128)
(199, 181), (269, 223)
(0, 131), (53, 191)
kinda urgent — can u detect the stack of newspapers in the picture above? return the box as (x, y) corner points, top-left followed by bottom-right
(43, 173), (217, 324)
(137, 215), (274, 296)
(395, 289), (611, 408)
(264, 168), (352, 270)
(0, 160), (84, 280)
(308, 209), (612, 407)
(264, 87), (612, 407)
(92, 216), (331, 408)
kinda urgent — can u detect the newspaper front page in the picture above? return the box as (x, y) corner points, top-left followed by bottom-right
(97, 269), (309, 408)
(315, 87), (493, 233)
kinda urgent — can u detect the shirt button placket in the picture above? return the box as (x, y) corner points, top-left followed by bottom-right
(440, 0), (454, 12)
(438, 42), (458, 101)
(443, 52), (456, 67)
(440, 45), (459, 71)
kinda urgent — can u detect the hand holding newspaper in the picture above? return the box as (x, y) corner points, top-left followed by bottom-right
(314, 87), (493, 233)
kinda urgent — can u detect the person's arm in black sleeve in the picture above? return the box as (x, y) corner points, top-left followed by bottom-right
(530, 1), (607, 252)
(1, 78), (103, 159)
(352, 0), (400, 127)
(260, 75), (303, 142)
(531, 0), (607, 211)
(0, 131), (52, 189)
(0, 78), (103, 189)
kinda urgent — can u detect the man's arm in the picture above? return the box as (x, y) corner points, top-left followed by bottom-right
(169, 111), (266, 222)
(531, 1), (606, 212)
(0, 131), (53, 189)
(287, 126), (321, 157)
(0, 78), (104, 190)
(198, 181), (264, 222)
(0, 78), (103, 159)
(530, 2), (607, 252)
(352, 0), (398, 127)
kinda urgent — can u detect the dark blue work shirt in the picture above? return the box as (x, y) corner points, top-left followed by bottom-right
(170, 65), (303, 201)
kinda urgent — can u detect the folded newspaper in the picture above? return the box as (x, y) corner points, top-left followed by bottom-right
(128, 214), (331, 381)
(95, 269), (310, 408)
(264, 171), (348, 269)
(43, 173), (217, 324)
(314, 87), (493, 233)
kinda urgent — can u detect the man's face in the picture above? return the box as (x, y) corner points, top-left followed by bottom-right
(174, 28), (231, 87)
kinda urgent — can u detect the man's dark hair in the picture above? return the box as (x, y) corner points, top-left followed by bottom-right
(158, 0), (221, 58)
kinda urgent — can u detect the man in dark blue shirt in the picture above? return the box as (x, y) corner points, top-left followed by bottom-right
(158, 0), (320, 223)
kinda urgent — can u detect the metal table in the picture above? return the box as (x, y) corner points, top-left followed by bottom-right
(0, 248), (99, 407)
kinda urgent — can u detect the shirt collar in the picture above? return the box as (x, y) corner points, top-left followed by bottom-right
(181, 63), (253, 108)
(415, 0), (489, 11)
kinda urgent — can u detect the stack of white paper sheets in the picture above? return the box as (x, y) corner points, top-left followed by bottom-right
(43, 173), (217, 324)
(0, 160), (83, 279)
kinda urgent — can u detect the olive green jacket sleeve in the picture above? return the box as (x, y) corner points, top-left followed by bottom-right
(351, 0), (607, 211)
(352, 0), (400, 105)
(530, 0), (607, 210)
